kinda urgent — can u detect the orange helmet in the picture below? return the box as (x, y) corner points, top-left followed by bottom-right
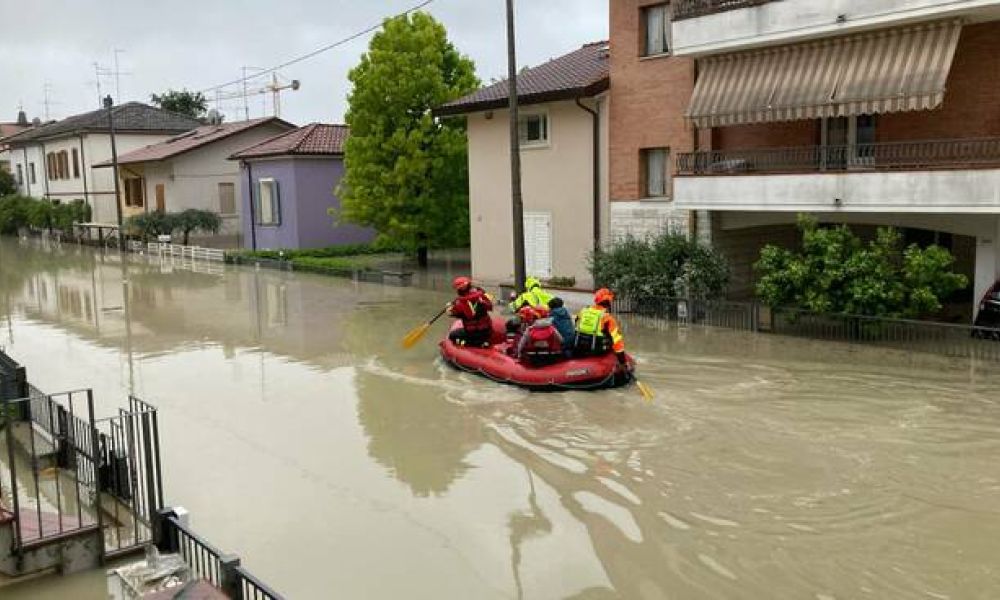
(517, 306), (538, 323)
(594, 288), (615, 305)
(452, 276), (472, 291)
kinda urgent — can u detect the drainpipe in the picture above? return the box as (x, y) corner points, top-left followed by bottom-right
(79, 134), (90, 215)
(575, 97), (601, 255)
(245, 161), (257, 250)
(41, 141), (50, 199)
(21, 147), (30, 196)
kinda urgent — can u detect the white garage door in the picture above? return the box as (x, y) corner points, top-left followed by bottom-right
(523, 211), (552, 279)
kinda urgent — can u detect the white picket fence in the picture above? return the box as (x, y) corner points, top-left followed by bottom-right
(129, 241), (226, 263)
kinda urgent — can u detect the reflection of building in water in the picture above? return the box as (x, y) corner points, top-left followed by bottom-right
(0, 240), (403, 370)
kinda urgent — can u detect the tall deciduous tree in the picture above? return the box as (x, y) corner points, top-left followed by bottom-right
(150, 89), (208, 119)
(339, 12), (478, 266)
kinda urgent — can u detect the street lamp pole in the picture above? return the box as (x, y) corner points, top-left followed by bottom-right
(104, 95), (124, 253)
(506, 0), (526, 294)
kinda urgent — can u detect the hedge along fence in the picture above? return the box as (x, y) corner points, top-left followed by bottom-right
(590, 231), (730, 304)
(0, 195), (91, 235)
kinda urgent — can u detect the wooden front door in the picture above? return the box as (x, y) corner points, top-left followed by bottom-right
(155, 184), (165, 212)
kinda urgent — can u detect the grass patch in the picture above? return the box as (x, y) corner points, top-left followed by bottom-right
(226, 242), (406, 274)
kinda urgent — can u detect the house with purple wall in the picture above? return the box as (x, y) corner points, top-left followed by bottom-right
(229, 123), (374, 250)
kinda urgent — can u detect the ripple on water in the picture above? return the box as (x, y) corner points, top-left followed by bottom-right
(573, 491), (643, 543)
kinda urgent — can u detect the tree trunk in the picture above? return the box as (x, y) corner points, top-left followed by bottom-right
(183, 230), (190, 245)
(417, 245), (428, 268)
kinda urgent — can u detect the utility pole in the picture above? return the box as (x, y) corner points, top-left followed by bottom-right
(42, 82), (54, 121)
(94, 63), (104, 108)
(104, 95), (124, 253)
(242, 66), (250, 121)
(113, 48), (126, 101)
(506, 0), (526, 294)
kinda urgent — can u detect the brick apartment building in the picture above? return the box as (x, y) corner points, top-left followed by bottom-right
(610, 0), (1000, 321)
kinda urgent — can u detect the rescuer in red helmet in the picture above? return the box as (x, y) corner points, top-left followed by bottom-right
(574, 288), (626, 363)
(447, 276), (494, 347)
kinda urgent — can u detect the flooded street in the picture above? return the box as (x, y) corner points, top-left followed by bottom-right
(2, 237), (1000, 599)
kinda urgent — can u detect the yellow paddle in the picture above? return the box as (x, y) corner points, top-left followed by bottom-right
(402, 306), (449, 349)
(635, 379), (655, 403)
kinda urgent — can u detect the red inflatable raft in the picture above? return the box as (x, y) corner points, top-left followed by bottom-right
(440, 316), (634, 391)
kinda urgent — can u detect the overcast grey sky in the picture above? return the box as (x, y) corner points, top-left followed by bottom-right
(0, 0), (608, 126)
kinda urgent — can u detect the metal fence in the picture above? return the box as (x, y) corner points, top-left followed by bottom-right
(770, 308), (1000, 361)
(157, 509), (285, 600)
(676, 137), (1000, 175)
(611, 295), (1000, 360)
(130, 241), (226, 263)
(1, 389), (101, 551)
(673, 0), (776, 20)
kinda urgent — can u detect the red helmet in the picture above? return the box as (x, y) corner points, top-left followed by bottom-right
(594, 288), (615, 305)
(452, 276), (472, 291)
(517, 306), (538, 322)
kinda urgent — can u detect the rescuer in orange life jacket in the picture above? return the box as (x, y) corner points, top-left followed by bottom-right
(575, 288), (626, 364)
(447, 276), (494, 347)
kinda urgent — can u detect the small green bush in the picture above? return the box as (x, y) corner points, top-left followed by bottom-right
(590, 231), (730, 302)
(754, 215), (968, 318)
(0, 196), (91, 235)
(0, 169), (16, 197)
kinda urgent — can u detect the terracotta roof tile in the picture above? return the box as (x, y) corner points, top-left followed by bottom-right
(436, 41), (610, 116)
(229, 123), (349, 159)
(100, 117), (293, 166)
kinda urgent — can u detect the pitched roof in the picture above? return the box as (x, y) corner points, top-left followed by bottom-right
(0, 102), (202, 145)
(96, 117), (295, 166)
(435, 41), (610, 116)
(229, 123), (349, 160)
(0, 123), (27, 140)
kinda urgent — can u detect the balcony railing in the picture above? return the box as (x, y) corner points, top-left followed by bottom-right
(676, 138), (1000, 175)
(673, 0), (777, 21)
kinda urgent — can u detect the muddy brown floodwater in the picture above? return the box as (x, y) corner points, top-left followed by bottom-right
(1, 237), (999, 599)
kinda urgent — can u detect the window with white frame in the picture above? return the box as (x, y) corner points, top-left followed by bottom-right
(643, 147), (671, 198)
(16, 164), (23, 185)
(29, 163), (36, 184)
(257, 178), (280, 225)
(643, 3), (671, 57)
(518, 112), (548, 146)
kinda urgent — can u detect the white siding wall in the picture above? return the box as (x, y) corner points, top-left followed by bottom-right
(673, 0), (1000, 55)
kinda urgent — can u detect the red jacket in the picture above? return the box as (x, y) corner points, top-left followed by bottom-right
(450, 287), (493, 332)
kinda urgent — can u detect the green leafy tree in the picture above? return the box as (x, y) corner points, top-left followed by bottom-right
(0, 169), (16, 197)
(0, 195), (31, 234)
(174, 209), (222, 245)
(26, 199), (55, 233)
(754, 215), (968, 318)
(590, 231), (730, 304)
(127, 211), (177, 242)
(150, 89), (208, 119)
(339, 12), (479, 266)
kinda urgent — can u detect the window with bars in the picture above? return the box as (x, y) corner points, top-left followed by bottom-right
(642, 3), (671, 56)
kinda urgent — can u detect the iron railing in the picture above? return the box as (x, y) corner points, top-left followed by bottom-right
(676, 138), (1000, 175)
(674, 0), (776, 20)
(613, 296), (761, 332)
(770, 308), (1000, 361)
(157, 510), (285, 600)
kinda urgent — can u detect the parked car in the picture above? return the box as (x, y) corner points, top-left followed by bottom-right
(972, 279), (1000, 339)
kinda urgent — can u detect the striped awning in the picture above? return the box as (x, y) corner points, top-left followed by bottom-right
(686, 20), (963, 128)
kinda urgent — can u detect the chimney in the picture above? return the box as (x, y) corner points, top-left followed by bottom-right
(16, 110), (28, 126)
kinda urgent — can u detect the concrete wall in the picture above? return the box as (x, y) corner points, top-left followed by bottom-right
(466, 99), (602, 288)
(672, 0), (1000, 56)
(239, 156), (373, 250)
(675, 168), (1000, 212)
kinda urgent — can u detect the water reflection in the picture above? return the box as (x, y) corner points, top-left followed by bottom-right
(2, 237), (1000, 599)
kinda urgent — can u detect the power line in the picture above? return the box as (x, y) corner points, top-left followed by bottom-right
(196, 0), (434, 94)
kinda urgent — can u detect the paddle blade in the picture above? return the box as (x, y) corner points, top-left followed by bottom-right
(401, 323), (432, 349)
(636, 380), (655, 403)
